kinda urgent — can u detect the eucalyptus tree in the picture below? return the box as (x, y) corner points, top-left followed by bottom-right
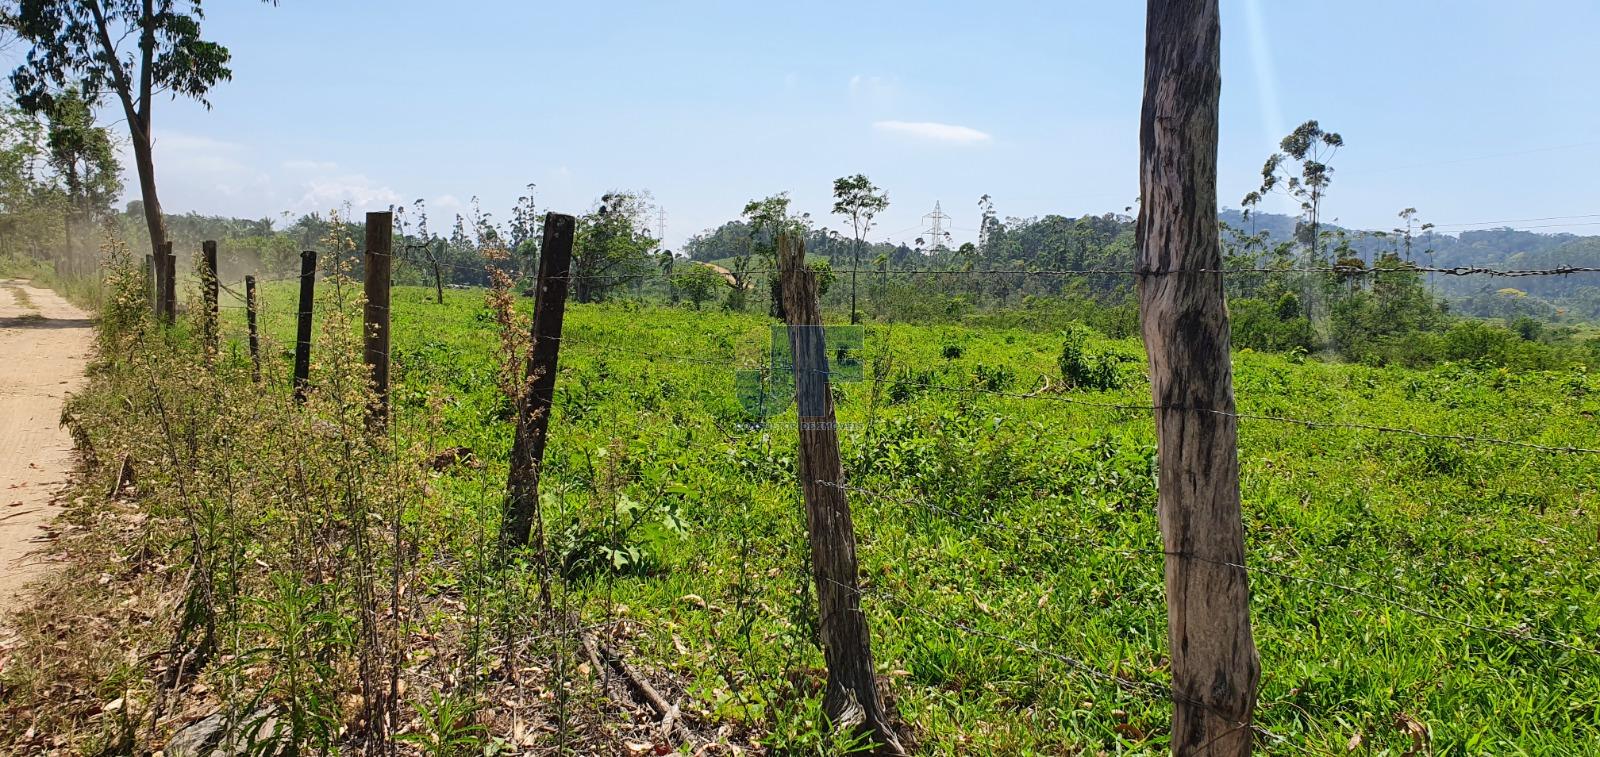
(7, 0), (273, 260)
(831, 174), (888, 324)
(1242, 119), (1343, 265)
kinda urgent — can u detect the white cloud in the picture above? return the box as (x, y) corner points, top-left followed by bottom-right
(127, 132), (406, 217)
(295, 174), (403, 212)
(872, 120), (993, 145)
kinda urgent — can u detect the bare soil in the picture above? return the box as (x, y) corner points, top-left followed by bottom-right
(0, 279), (92, 610)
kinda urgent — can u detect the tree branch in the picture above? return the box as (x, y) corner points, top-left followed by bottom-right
(84, 0), (140, 133)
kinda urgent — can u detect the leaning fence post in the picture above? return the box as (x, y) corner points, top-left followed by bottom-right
(363, 211), (393, 424)
(1138, 2), (1260, 755)
(777, 231), (903, 754)
(201, 240), (219, 352)
(502, 212), (576, 574)
(245, 275), (261, 382)
(161, 241), (177, 324)
(293, 250), (317, 403)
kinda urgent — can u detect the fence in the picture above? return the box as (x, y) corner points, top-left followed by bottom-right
(163, 209), (1600, 753)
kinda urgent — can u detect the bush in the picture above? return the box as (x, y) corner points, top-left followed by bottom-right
(1230, 296), (1316, 353)
(1058, 325), (1123, 390)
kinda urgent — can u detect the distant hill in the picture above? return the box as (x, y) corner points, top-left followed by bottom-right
(1217, 209), (1600, 318)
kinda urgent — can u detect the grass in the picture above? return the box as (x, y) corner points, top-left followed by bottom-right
(5, 263), (1593, 755)
(208, 279), (1599, 755)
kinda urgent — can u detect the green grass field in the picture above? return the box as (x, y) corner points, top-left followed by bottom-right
(220, 280), (1599, 754)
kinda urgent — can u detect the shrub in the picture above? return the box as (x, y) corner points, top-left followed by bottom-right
(1058, 325), (1123, 390)
(1230, 297), (1316, 353)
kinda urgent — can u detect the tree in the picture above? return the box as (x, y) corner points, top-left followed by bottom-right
(742, 192), (810, 319)
(8, 0), (269, 261)
(1138, 1), (1260, 754)
(1242, 119), (1343, 265)
(572, 191), (656, 303)
(0, 105), (62, 259)
(508, 183), (540, 274)
(670, 262), (720, 310)
(41, 84), (119, 269)
(831, 174), (888, 324)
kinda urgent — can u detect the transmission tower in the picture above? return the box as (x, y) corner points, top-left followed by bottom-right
(918, 201), (953, 252)
(657, 207), (667, 250)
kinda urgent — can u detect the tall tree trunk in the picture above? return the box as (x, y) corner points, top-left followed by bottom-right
(128, 121), (167, 262)
(1137, 2), (1260, 755)
(87, 0), (166, 261)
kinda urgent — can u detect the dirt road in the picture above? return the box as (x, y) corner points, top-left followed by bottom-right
(0, 279), (92, 609)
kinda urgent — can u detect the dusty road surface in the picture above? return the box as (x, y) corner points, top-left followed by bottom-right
(0, 279), (92, 613)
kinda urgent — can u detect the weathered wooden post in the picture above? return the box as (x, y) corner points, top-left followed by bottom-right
(363, 211), (393, 424)
(1138, 2), (1260, 754)
(502, 212), (576, 562)
(245, 275), (261, 382)
(293, 250), (317, 403)
(147, 253), (159, 319)
(777, 232), (902, 754)
(160, 241), (176, 324)
(201, 240), (219, 351)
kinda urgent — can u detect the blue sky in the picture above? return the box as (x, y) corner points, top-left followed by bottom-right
(91, 0), (1600, 249)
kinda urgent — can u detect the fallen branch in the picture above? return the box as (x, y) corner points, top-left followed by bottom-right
(582, 632), (701, 749)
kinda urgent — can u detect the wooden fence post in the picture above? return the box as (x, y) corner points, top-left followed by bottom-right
(777, 232), (902, 754)
(161, 241), (176, 324)
(363, 211), (393, 424)
(245, 275), (260, 382)
(428, 239), (444, 304)
(201, 240), (219, 351)
(502, 212), (576, 564)
(1138, 2), (1260, 755)
(293, 250), (317, 403)
(147, 253), (159, 319)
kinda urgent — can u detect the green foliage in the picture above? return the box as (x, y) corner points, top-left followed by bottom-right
(396, 692), (486, 757)
(1230, 296), (1316, 353)
(1244, 119), (1344, 262)
(670, 263), (722, 310)
(8, 0), (238, 113)
(11, 241), (1600, 754)
(1058, 324), (1125, 390)
(572, 191), (659, 303)
(41, 86), (119, 215)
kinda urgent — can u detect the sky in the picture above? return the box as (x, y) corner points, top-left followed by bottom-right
(46, 0), (1600, 250)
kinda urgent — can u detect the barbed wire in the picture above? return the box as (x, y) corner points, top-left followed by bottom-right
(221, 255), (1600, 289)
(199, 294), (1600, 457)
